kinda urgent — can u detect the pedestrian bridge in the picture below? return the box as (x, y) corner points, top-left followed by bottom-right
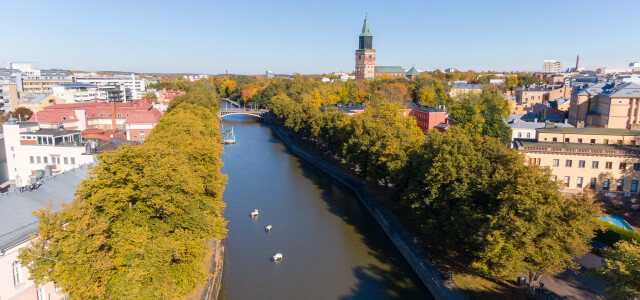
(219, 107), (269, 118)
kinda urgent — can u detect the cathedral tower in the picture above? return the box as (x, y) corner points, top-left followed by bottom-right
(355, 16), (375, 80)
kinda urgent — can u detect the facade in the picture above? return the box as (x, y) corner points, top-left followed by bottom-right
(355, 16), (376, 80)
(52, 83), (107, 102)
(568, 82), (640, 129)
(31, 102), (162, 142)
(374, 66), (405, 78)
(75, 74), (145, 101)
(0, 82), (19, 112)
(516, 85), (571, 107)
(449, 83), (483, 98)
(515, 127), (640, 194)
(406, 104), (448, 132)
(542, 60), (562, 73)
(14, 94), (66, 113)
(0, 164), (89, 300)
(508, 119), (573, 143)
(157, 88), (186, 105)
(3, 121), (95, 187)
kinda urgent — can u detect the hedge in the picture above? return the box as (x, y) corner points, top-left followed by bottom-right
(593, 219), (640, 247)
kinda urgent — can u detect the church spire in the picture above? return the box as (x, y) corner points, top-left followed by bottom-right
(360, 15), (372, 37)
(358, 15), (373, 50)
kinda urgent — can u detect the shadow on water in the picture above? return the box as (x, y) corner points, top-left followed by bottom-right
(296, 160), (431, 299)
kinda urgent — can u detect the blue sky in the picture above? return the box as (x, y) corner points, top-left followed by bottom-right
(3, 0), (639, 74)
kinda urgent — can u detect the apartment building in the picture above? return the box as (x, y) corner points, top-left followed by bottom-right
(568, 82), (640, 129)
(406, 103), (449, 132)
(542, 60), (562, 73)
(52, 83), (108, 102)
(515, 127), (640, 194)
(75, 74), (145, 101)
(449, 82), (483, 98)
(21, 70), (73, 95)
(3, 121), (95, 187)
(13, 94), (66, 113)
(0, 165), (88, 300)
(516, 85), (572, 107)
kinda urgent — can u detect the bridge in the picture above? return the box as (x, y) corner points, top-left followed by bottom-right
(219, 98), (268, 118)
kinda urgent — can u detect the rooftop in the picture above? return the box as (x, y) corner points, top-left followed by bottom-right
(21, 128), (81, 137)
(406, 66), (420, 76)
(451, 82), (483, 90)
(516, 140), (640, 155)
(407, 103), (445, 113)
(0, 165), (90, 251)
(54, 83), (97, 88)
(375, 66), (405, 73)
(537, 127), (640, 136)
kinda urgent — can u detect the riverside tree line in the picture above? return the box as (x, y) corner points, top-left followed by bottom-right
(19, 85), (227, 299)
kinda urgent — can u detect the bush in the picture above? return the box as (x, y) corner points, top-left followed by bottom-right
(594, 219), (640, 246)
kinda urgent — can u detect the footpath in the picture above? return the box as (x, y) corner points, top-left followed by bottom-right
(271, 124), (466, 300)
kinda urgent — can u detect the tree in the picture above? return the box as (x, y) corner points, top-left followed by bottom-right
(598, 241), (640, 299)
(12, 107), (34, 121)
(447, 87), (511, 144)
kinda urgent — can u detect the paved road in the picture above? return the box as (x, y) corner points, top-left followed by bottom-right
(538, 253), (605, 299)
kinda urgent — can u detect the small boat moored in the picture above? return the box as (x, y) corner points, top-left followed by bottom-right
(265, 225), (272, 232)
(250, 209), (259, 217)
(272, 253), (283, 261)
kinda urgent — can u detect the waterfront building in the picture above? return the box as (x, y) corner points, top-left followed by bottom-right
(0, 164), (89, 300)
(568, 82), (640, 129)
(31, 101), (162, 142)
(543, 60), (562, 73)
(355, 16), (376, 80)
(449, 82), (483, 98)
(515, 126), (640, 194)
(2, 120), (95, 187)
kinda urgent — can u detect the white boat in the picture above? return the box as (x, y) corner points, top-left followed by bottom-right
(265, 225), (272, 231)
(272, 253), (283, 261)
(250, 209), (259, 217)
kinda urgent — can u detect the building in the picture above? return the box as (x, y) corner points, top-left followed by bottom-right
(320, 103), (365, 115)
(406, 66), (420, 81)
(75, 74), (145, 101)
(542, 60), (562, 73)
(374, 66), (405, 78)
(0, 164), (89, 300)
(0, 82), (19, 112)
(2, 120), (95, 187)
(52, 83), (107, 103)
(31, 102), (162, 142)
(515, 127), (640, 194)
(449, 83), (483, 98)
(14, 94), (66, 113)
(508, 118), (573, 142)
(406, 104), (448, 132)
(157, 88), (185, 105)
(355, 16), (376, 80)
(444, 68), (457, 73)
(516, 85), (571, 107)
(568, 82), (640, 129)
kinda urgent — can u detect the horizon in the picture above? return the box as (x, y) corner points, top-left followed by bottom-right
(3, 0), (639, 74)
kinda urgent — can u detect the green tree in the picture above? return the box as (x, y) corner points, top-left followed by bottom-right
(598, 241), (640, 299)
(12, 107), (34, 121)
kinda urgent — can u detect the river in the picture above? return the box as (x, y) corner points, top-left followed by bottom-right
(218, 115), (430, 299)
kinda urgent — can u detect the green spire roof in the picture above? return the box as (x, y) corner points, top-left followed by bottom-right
(360, 16), (372, 37)
(406, 66), (420, 76)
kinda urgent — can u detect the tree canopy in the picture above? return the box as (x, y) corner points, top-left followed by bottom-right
(598, 240), (640, 299)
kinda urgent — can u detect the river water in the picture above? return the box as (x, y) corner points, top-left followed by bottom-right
(218, 115), (430, 300)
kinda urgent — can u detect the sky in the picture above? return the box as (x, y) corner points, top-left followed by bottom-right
(3, 0), (640, 75)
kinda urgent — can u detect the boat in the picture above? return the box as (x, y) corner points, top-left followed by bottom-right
(265, 225), (272, 232)
(272, 253), (283, 261)
(249, 209), (259, 217)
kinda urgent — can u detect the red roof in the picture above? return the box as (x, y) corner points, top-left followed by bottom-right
(38, 102), (161, 125)
(28, 110), (77, 123)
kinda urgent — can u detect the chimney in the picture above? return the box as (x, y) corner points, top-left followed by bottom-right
(576, 55), (580, 70)
(534, 118), (538, 123)
(111, 102), (117, 131)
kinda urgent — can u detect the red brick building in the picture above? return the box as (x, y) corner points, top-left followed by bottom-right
(355, 16), (375, 80)
(406, 104), (449, 132)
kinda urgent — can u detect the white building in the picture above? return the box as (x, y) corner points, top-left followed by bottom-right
(52, 83), (108, 103)
(75, 74), (145, 101)
(542, 60), (562, 73)
(3, 121), (95, 187)
(0, 165), (89, 300)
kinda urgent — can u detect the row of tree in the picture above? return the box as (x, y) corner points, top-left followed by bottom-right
(267, 90), (601, 288)
(19, 87), (227, 298)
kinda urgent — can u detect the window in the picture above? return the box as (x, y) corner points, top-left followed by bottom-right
(30, 156), (34, 164)
(37, 287), (46, 300)
(140, 131), (145, 141)
(565, 160), (572, 167)
(526, 132), (531, 138)
(565, 138), (570, 142)
(634, 163), (640, 171)
(590, 139), (596, 143)
(620, 163), (627, 170)
(43, 156), (48, 164)
(37, 156), (41, 164)
(552, 159), (559, 166)
(12, 261), (23, 286)
(64, 157), (68, 164)
(552, 137), (558, 142)
(578, 138), (583, 143)
(604, 139), (609, 144)
(577, 177), (583, 188)
(564, 176), (570, 187)
(617, 179), (624, 191)
(590, 178), (597, 189)
(617, 140), (623, 145)
(592, 161), (599, 169)
(518, 132), (522, 138)
(632, 180), (638, 192)
(578, 160), (585, 168)
(71, 157), (75, 165)
(117, 113), (122, 117)
(605, 162), (613, 169)
(603, 179), (610, 190)
(551, 175), (557, 181)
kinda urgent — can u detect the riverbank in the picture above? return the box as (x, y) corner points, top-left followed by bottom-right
(269, 122), (466, 300)
(182, 239), (225, 300)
